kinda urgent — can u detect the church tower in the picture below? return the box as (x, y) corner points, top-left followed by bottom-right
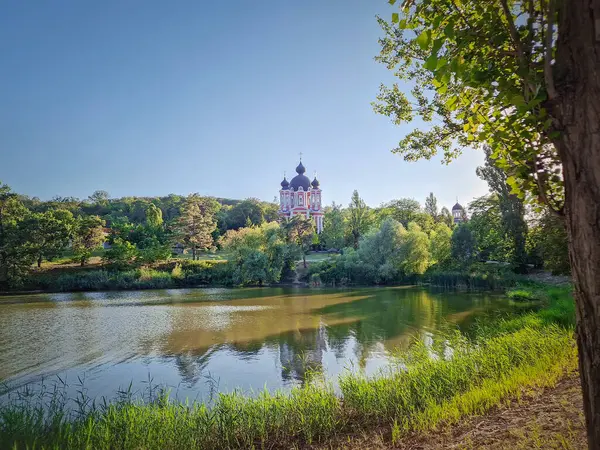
(452, 200), (467, 224)
(278, 159), (323, 233)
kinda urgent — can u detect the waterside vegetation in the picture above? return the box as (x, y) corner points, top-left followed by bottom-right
(0, 284), (576, 449)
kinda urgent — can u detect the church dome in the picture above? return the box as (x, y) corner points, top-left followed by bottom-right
(280, 177), (289, 189)
(311, 177), (320, 188)
(290, 161), (310, 191)
(452, 202), (464, 211)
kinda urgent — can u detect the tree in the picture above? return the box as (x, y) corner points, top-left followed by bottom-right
(348, 190), (371, 249)
(451, 224), (476, 268)
(0, 182), (35, 288)
(102, 238), (137, 268)
(376, 3), (600, 441)
(72, 215), (105, 266)
(468, 196), (510, 263)
(382, 198), (421, 228)
(282, 216), (315, 268)
(175, 195), (218, 260)
(430, 222), (452, 267)
(424, 192), (438, 220)
(439, 207), (454, 228)
(477, 147), (528, 271)
(402, 222), (431, 275)
(320, 202), (346, 250)
(357, 218), (406, 282)
(88, 190), (110, 205)
(25, 210), (75, 267)
(220, 222), (292, 285)
(528, 209), (570, 275)
(145, 203), (163, 228)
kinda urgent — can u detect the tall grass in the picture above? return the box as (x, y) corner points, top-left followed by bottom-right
(0, 286), (577, 449)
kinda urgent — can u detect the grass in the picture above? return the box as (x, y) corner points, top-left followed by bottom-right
(0, 285), (577, 449)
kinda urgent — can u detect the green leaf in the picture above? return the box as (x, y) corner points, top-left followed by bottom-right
(388, 0), (396, 4)
(392, 13), (399, 23)
(424, 54), (438, 70)
(444, 23), (455, 39)
(416, 31), (430, 50)
(399, 19), (407, 29)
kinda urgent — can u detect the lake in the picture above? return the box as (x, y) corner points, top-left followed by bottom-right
(0, 286), (513, 404)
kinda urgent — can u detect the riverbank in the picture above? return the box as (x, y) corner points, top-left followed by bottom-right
(3, 259), (557, 295)
(315, 373), (585, 449)
(0, 285), (578, 449)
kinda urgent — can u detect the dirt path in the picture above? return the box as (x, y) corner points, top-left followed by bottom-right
(314, 375), (586, 449)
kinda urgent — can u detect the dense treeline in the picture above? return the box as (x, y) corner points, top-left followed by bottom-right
(0, 184), (280, 289)
(0, 150), (569, 290)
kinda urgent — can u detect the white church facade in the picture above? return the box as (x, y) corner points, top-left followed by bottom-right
(278, 160), (324, 233)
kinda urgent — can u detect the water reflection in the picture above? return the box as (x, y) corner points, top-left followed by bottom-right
(0, 287), (511, 402)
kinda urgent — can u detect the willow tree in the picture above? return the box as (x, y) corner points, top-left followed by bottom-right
(375, 1), (600, 445)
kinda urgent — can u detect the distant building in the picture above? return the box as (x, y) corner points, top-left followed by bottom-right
(278, 159), (324, 233)
(452, 201), (467, 224)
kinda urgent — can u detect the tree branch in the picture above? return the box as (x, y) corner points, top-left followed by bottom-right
(543, 0), (558, 99)
(500, 0), (532, 98)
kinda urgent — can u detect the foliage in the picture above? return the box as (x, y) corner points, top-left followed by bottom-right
(24, 209), (75, 267)
(424, 192), (438, 219)
(320, 202), (346, 250)
(376, 197), (421, 228)
(348, 190), (371, 249)
(402, 222), (431, 275)
(71, 215), (105, 266)
(429, 222), (452, 267)
(528, 209), (570, 275)
(145, 203), (163, 228)
(282, 216), (315, 268)
(103, 238), (138, 269)
(0, 182), (35, 288)
(221, 222), (297, 286)
(174, 195), (219, 260)
(477, 147), (528, 270)
(374, 0), (564, 212)
(451, 224), (476, 268)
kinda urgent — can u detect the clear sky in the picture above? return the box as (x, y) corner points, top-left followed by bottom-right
(0, 0), (488, 210)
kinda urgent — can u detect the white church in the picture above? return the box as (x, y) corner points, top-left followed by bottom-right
(278, 159), (324, 233)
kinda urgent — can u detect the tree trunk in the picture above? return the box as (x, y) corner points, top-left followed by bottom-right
(560, 147), (600, 450)
(554, 2), (600, 447)
(80, 256), (85, 267)
(192, 247), (196, 261)
(303, 253), (307, 269)
(37, 254), (42, 268)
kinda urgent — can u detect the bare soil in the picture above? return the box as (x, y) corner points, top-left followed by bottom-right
(312, 375), (586, 449)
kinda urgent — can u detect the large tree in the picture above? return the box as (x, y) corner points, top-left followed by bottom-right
(348, 190), (371, 249)
(477, 147), (528, 271)
(320, 202), (346, 250)
(0, 182), (34, 288)
(376, 1), (600, 444)
(175, 195), (218, 260)
(424, 192), (438, 220)
(72, 215), (105, 266)
(26, 210), (75, 267)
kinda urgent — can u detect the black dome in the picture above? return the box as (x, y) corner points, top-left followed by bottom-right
(290, 174), (310, 191)
(452, 202), (464, 211)
(295, 161), (306, 175)
(311, 177), (320, 188)
(280, 177), (289, 189)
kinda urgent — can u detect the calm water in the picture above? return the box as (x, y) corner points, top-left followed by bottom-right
(0, 286), (512, 404)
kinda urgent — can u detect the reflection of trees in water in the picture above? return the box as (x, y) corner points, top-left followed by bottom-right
(278, 324), (328, 384)
(173, 347), (217, 386)
(163, 288), (499, 387)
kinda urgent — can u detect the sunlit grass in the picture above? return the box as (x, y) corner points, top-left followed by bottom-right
(0, 285), (576, 449)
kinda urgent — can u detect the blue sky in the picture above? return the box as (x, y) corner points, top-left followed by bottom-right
(0, 0), (488, 210)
